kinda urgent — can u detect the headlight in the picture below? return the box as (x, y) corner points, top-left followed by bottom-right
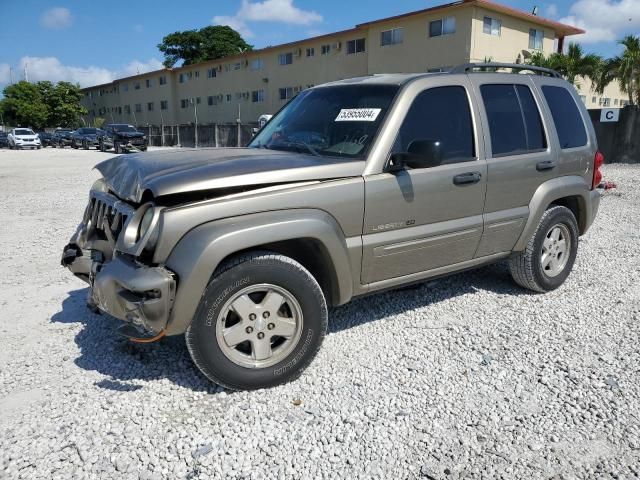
(91, 178), (109, 193)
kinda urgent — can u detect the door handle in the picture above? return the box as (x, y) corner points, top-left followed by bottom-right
(536, 160), (557, 171)
(453, 172), (482, 185)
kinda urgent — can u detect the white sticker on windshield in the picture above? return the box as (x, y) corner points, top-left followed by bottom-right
(335, 108), (382, 122)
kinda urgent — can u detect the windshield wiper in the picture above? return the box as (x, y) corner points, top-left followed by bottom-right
(286, 140), (321, 157)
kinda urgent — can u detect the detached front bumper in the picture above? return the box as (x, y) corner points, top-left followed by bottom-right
(61, 245), (176, 334)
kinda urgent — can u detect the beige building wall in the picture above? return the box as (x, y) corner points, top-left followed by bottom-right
(81, 0), (617, 126)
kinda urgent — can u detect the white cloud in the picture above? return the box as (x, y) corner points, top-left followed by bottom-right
(559, 0), (640, 44)
(40, 7), (73, 30)
(0, 57), (164, 89)
(213, 0), (323, 39)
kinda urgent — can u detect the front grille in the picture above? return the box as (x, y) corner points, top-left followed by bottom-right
(84, 191), (135, 242)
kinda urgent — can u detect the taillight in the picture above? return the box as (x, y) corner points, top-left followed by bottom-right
(592, 150), (604, 189)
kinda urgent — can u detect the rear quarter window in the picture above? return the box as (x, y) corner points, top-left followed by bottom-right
(541, 85), (587, 149)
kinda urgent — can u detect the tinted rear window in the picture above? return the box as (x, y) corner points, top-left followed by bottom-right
(480, 84), (547, 156)
(541, 85), (587, 149)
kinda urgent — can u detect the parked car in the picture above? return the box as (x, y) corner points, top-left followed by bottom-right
(52, 129), (74, 148)
(71, 127), (102, 149)
(97, 124), (147, 153)
(0, 132), (9, 148)
(62, 64), (603, 390)
(8, 128), (42, 149)
(36, 131), (54, 147)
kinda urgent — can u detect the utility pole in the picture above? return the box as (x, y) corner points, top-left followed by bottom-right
(236, 103), (242, 147)
(191, 98), (198, 148)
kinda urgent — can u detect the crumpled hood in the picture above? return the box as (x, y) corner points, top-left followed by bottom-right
(95, 147), (364, 203)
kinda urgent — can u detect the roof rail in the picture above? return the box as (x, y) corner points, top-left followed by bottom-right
(450, 63), (562, 78)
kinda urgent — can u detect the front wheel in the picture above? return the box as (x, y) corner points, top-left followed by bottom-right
(509, 205), (579, 293)
(186, 252), (328, 390)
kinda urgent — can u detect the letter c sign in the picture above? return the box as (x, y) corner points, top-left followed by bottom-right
(600, 108), (620, 122)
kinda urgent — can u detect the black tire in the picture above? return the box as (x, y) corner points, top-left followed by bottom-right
(140, 147), (147, 152)
(114, 142), (121, 154)
(82, 140), (89, 150)
(186, 251), (328, 390)
(509, 205), (579, 293)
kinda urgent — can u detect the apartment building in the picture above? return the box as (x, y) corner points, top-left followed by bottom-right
(81, 0), (627, 126)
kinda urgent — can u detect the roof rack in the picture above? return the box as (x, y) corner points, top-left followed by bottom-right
(450, 63), (562, 78)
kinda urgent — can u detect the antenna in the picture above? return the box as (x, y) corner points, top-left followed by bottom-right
(531, 6), (539, 15)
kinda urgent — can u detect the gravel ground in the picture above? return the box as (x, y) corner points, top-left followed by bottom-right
(0, 147), (639, 480)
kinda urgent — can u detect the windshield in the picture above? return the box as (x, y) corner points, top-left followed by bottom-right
(15, 129), (35, 136)
(249, 84), (399, 159)
(79, 128), (98, 134)
(113, 125), (137, 132)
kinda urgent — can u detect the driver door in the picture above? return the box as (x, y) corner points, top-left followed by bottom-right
(362, 81), (487, 284)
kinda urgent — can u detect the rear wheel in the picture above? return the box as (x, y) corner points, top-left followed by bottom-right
(186, 252), (328, 390)
(509, 205), (579, 293)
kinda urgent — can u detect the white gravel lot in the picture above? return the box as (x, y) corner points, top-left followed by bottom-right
(0, 146), (638, 480)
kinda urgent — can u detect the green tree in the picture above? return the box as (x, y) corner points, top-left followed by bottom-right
(528, 43), (601, 87)
(0, 80), (87, 129)
(47, 81), (87, 127)
(158, 25), (253, 68)
(596, 35), (640, 105)
(0, 81), (49, 129)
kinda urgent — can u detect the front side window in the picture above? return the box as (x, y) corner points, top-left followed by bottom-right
(392, 86), (475, 166)
(430, 16), (456, 37)
(480, 84), (547, 156)
(381, 28), (404, 46)
(483, 16), (501, 36)
(279, 53), (293, 65)
(347, 38), (366, 54)
(541, 85), (587, 149)
(250, 85), (399, 160)
(529, 29), (544, 50)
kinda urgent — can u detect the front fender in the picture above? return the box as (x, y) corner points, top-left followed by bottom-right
(513, 175), (598, 251)
(163, 209), (354, 335)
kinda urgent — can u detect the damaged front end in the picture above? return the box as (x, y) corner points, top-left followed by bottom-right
(61, 179), (175, 336)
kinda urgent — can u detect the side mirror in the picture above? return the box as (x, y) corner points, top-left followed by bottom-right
(388, 139), (442, 171)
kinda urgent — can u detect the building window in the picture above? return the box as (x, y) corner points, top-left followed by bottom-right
(278, 53), (293, 65)
(147, 102), (154, 111)
(614, 99), (619, 105)
(194, 71), (200, 78)
(279, 87), (294, 100)
(250, 58), (263, 71)
(146, 79), (152, 88)
(134, 81), (141, 90)
(180, 99), (188, 109)
(159, 75), (167, 85)
(179, 73), (185, 83)
(429, 16), (456, 37)
(196, 97), (201, 104)
(347, 38), (366, 54)
(529, 29), (544, 50)
(591, 96), (597, 103)
(160, 100), (168, 110)
(207, 68), (217, 78)
(252, 90), (265, 102)
(233, 62), (242, 71)
(135, 103), (142, 113)
(321, 44), (331, 55)
(306, 47), (315, 57)
(123, 84), (129, 92)
(124, 105), (131, 114)
(603, 98), (611, 107)
(226, 94), (232, 102)
(381, 28), (404, 46)
(483, 16), (501, 36)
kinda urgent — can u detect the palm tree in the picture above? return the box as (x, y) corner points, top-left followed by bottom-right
(596, 35), (640, 105)
(528, 43), (601, 87)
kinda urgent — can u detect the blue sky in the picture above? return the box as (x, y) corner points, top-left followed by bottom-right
(0, 0), (638, 90)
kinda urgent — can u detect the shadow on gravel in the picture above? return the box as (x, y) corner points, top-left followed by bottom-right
(329, 261), (531, 333)
(51, 289), (219, 393)
(51, 261), (528, 389)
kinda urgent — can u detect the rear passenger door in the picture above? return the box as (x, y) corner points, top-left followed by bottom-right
(470, 78), (555, 257)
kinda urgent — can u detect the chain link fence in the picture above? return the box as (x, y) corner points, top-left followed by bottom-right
(139, 123), (258, 148)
